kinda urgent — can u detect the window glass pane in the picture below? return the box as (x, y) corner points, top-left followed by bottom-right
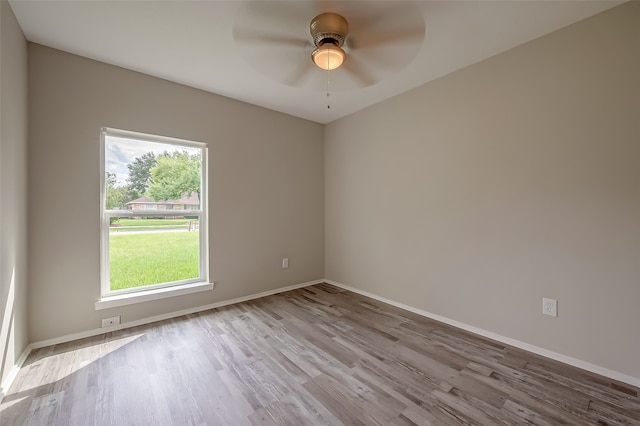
(104, 135), (201, 210)
(103, 132), (204, 294)
(109, 221), (200, 291)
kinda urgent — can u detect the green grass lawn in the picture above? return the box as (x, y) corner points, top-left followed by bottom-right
(109, 231), (199, 291)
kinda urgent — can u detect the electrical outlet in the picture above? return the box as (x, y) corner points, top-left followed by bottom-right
(101, 316), (121, 328)
(282, 258), (289, 269)
(542, 298), (557, 317)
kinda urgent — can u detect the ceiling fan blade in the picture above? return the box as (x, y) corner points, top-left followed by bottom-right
(347, 27), (425, 51)
(341, 2), (425, 79)
(233, 1), (315, 41)
(340, 56), (378, 88)
(284, 60), (315, 87)
(232, 1), (322, 87)
(233, 28), (309, 48)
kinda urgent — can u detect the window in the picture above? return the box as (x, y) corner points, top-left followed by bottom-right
(99, 128), (209, 307)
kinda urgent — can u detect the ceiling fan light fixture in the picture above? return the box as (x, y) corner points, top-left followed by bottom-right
(312, 43), (345, 71)
(310, 12), (348, 71)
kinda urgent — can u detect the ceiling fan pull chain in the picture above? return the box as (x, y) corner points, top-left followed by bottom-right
(326, 66), (331, 109)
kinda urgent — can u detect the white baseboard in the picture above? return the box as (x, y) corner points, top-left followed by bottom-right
(324, 280), (640, 388)
(0, 344), (33, 402)
(30, 279), (323, 350)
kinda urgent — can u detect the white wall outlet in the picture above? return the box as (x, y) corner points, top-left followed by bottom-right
(282, 258), (289, 269)
(542, 298), (557, 317)
(101, 315), (121, 328)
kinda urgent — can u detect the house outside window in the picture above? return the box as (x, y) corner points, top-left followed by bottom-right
(100, 128), (208, 301)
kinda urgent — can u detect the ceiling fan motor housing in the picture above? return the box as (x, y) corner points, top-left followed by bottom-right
(310, 12), (348, 47)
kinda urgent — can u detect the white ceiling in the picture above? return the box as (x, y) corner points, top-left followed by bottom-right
(9, 0), (622, 124)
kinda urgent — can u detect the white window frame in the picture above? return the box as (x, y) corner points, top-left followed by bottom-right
(97, 127), (211, 310)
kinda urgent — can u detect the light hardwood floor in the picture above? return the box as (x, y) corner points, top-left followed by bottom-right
(1, 283), (639, 425)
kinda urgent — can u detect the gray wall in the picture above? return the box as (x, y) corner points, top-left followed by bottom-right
(28, 44), (324, 342)
(325, 3), (639, 379)
(0, 0), (29, 388)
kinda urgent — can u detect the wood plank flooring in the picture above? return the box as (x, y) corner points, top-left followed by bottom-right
(1, 283), (639, 425)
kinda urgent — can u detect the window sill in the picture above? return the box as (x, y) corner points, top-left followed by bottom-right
(95, 282), (214, 310)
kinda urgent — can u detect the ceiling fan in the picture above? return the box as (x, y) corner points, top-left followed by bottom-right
(233, 2), (425, 90)
(309, 12), (349, 71)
